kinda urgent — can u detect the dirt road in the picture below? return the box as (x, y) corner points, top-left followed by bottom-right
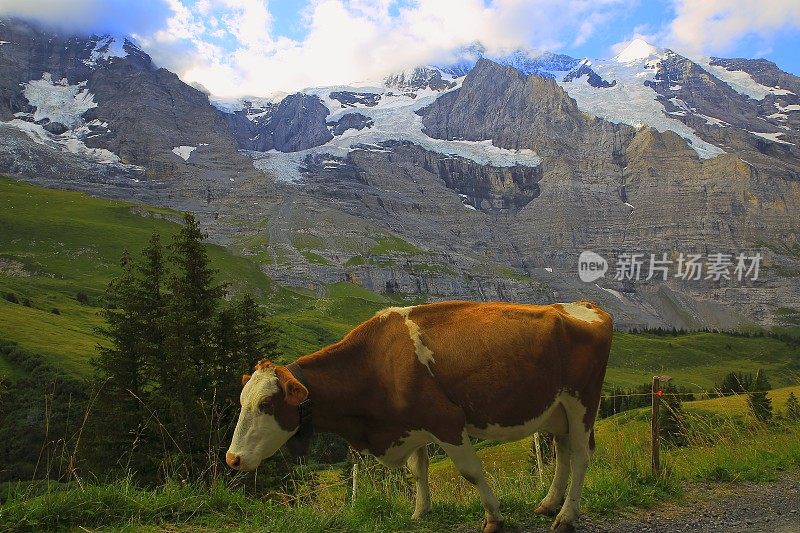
(519, 474), (800, 532)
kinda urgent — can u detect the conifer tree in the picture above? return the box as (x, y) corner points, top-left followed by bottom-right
(93, 251), (148, 469)
(748, 369), (773, 423)
(136, 233), (166, 385)
(785, 392), (800, 422)
(161, 213), (227, 464)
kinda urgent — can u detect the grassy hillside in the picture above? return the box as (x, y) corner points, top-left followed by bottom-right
(3, 386), (799, 532)
(0, 177), (416, 376)
(0, 177), (271, 375)
(607, 332), (800, 390)
(1, 176), (798, 392)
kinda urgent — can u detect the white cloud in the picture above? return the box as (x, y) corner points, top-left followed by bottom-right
(0, 0), (634, 97)
(152, 0), (635, 97)
(666, 0), (800, 55)
(0, 0), (174, 35)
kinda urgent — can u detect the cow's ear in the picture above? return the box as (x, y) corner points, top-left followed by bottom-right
(276, 366), (308, 406)
(241, 373), (252, 386)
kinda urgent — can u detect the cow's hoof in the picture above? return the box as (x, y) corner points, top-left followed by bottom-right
(482, 517), (505, 533)
(534, 504), (559, 517)
(550, 517), (575, 533)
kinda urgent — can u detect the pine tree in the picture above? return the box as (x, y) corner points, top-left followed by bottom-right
(785, 392), (800, 422)
(237, 294), (279, 364)
(748, 369), (772, 423)
(719, 371), (753, 395)
(659, 385), (688, 447)
(161, 213), (227, 466)
(93, 251), (148, 470)
(166, 213), (226, 392)
(136, 234), (166, 385)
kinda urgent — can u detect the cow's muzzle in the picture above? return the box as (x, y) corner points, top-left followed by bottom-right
(225, 451), (242, 469)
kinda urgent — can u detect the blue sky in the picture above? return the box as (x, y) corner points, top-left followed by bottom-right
(1, 0), (799, 97)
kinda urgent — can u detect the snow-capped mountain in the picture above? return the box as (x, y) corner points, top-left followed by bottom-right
(2, 16), (799, 330)
(437, 43), (581, 79)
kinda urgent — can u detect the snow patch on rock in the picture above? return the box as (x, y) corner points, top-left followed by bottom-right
(172, 146), (197, 161)
(749, 131), (794, 145)
(22, 73), (98, 128)
(596, 283), (625, 301)
(558, 55), (725, 159)
(7, 119), (123, 164)
(697, 59), (795, 100)
(775, 102), (800, 113)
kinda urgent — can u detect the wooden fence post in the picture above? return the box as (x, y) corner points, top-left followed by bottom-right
(351, 460), (358, 505)
(651, 376), (660, 475)
(651, 375), (672, 476)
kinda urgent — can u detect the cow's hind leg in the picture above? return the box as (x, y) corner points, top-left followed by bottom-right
(534, 434), (570, 517)
(407, 445), (431, 519)
(551, 400), (595, 533)
(440, 432), (504, 533)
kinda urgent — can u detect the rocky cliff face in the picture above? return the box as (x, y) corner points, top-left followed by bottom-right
(0, 17), (259, 194)
(227, 93), (333, 152)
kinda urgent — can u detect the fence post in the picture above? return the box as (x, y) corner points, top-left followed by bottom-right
(651, 376), (660, 475)
(651, 375), (672, 476)
(351, 459), (358, 505)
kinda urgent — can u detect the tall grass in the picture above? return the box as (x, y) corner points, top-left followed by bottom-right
(3, 389), (799, 532)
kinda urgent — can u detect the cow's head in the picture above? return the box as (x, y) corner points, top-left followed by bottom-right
(225, 359), (308, 471)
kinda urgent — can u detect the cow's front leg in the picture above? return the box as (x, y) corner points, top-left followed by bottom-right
(440, 432), (503, 533)
(406, 445), (431, 519)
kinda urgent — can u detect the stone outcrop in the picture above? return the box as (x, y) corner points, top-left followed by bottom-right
(227, 93), (332, 152)
(563, 61), (616, 88)
(329, 91), (381, 107)
(328, 113), (373, 136)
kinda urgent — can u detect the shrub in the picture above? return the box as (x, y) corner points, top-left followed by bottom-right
(76, 292), (90, 305)
(659, 393), (689, 447)
(50, 308), (61, 315)
(718, 371), (753, 395)
(4, 293), (19, 304)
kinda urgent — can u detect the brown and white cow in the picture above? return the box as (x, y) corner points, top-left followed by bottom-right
(226, 300), (612, 532)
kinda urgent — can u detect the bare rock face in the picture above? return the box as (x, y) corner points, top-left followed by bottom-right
(329, 91), (381, 107)
(227, 93), (333, 152)
(419, 58), (634, 163)
(563, 61), (616, 88)
(328, 113), (373, 136)
(645, 51), (800, 171)
(0, 17), (260, 192)
(268, 94), (333, 151)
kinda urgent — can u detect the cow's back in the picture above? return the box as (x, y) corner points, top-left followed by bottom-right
(392, 300), (612, 432)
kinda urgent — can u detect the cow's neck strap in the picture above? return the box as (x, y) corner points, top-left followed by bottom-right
(287, 362), (314, 441)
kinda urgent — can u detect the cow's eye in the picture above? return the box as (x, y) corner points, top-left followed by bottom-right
(258, 397), (274, 414)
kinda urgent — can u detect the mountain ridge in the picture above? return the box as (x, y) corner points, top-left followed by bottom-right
(1, 17), (799, 330)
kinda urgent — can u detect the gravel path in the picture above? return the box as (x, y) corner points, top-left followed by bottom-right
(517, 474), (800, 532)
